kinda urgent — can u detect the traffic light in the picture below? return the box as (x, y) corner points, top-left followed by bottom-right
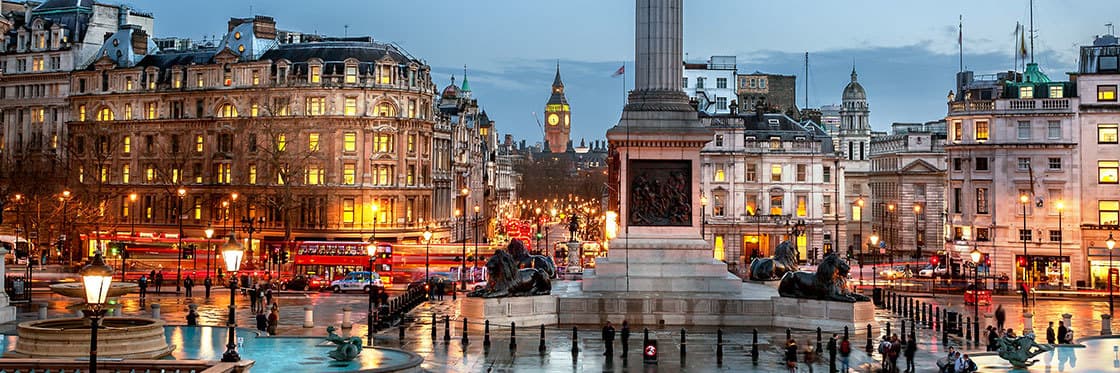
(182, 244), (195, 259)
(280, 250), (289, 264)
(930, 256), (939, 266)
(536, 232), (543, 240)
(1017, 256), (1027, 267)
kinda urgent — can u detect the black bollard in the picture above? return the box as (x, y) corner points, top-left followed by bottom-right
(816, 327), (822, 353)
(942, 319), (949, 346)
(539, 325), (546, 353)
(844, 325), (849, 340)
(751, 328), (759, 365)
(444, 316), (451, 342)
(462, 318), (469, 345)
(680, 328), (687, 358)
(431, 314), (437, 341)
(911, 320), (917, 340)
(716, 329), (723, 365)
(399, 323), (405, 342)
(644, 328), (649, 346)
(901, 319), (907, 338)
(934, 306), (940, 330)
(484, 320), (491, 348)
(966, 317), (972, 341)
(886, 321), (891, 338)
(571, 326), (578, 354)
(865, 324), (873, 353)
(510, 322), (517, 351)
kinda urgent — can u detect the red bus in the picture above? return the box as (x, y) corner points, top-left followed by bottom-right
(292, 241), (392, 284)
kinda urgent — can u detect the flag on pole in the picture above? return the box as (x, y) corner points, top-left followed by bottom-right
(611, 65), (625, 77)
(1019, 26), (1029, 59)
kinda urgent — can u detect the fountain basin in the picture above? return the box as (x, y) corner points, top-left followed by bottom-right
(9, 317), (174, 359)
(49, 282), (138, 298)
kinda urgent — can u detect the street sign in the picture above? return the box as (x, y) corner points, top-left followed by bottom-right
(643, 340), (658, 364)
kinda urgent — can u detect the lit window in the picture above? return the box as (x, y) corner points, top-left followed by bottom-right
(342, 199), (355, 224)
(714, 164), (725, 182)
(1100, 124), (1119, 143)
(79, 105), (86, 121)
(308, 133), (320, 152)
(215, 163), (232, 184)
(100, 166), (108, 182)
(796, 196), (807, 217)
(195, 135), (204, 153)
(1049, 85), (1063, 98)
(310, 65), (321, 83)
(377, 166), (390, 186)
(407, 134), (416, 153)
(343, 132), (357, 152)
(122, 164), (130, 184)
(769, 193), (783, 215)
(408, 100), (417, 118)
(306, 97), (325, 116)
(124, 104), (132, 119)
(147, 103), (157, 119)
(713, 235), (725, 261)
(31, 57), (43, 71)
(174, 76), (181, 88)
(342, 164), (356, 184)
(197, 73), (204, 87)
(379, 65), (391, 84)
(252, 71), (260, 85)
(248, 164), (257, 184)
(194, 197), (202, 220)
(374, 134), (393, 153)
(250, 104), (259, 117)
(172, 168), (180, 183)
(1019, 85), (1033, 99)
(96, 107), (113, 121)
(306, 165), (324, 185)
(276, 134), (287, 152)
(122, 136), (131, 154)
(31, 108), (44, 123)
(975, 121), (989, 141)
(770, 164), (782, 181)
(952, 121), (962, 142)
(1099, 160), (1119, 183)
(1099, 85), (1117, 102)
(1101, 200), (1120, 226)
(344, 98), (357, 116)
(345, 66), (357, 84)
(218, 104), (238, 118)
(407, 165), (415, 185)
(376, 102), (395, 117)
(145, 166), (155, 182)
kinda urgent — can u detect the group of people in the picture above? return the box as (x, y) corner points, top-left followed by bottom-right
(599, 321), (630, 359)
(1046, 320), (1075, 345)
(876, 333), (917, 373)
(940, 346), (978, 373)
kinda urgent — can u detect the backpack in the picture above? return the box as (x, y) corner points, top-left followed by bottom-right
(840, 340), (851, 355)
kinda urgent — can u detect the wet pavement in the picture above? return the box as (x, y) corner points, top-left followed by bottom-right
(2, 286), (1112, 372)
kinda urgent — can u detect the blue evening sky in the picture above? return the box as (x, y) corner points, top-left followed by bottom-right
(139, 0), (1118, 144)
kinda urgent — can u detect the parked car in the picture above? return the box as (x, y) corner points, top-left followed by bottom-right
(329, 271), (382, 293)
(282, 275), (326, 291)
(879, 266), (913, 280)
(407, 273), (454, 293)
(917, 265), (948, 278)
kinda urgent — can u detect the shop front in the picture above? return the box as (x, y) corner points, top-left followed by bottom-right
(1014, 255), (1069, 289)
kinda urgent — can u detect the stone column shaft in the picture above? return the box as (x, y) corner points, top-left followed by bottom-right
(634, 0), (682, 92)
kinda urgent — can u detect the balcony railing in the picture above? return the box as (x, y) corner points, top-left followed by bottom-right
(948, 98), (1071, 114)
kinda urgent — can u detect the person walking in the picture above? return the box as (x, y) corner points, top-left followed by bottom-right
(888, 334), (901, 373)
(264, 284), (274, 306)
(1020, 282), (1029, 307)
(878, 335), (892, 372)
(803, 338), (817, 373)
(248, 284), (260, 313)
(838, 335), (851, 372)
(994, 305), (1006, 331)
(601, 321), (615, 357)
(203, 277), (212, 298)
(827, 334), (837, 373)
(183, 275), (194, 297)
(619, 320), (630, 358)
(1046, 321), (1056, 345)
(255, 309), (268, 334)
(1057, 321), (1068, 344)
(138, 275), (148, 300)
(267, 305), (279, 335)
(784, 339), (799, 373)
(904, 334), (917, 373)
(155, 270), (164, 293)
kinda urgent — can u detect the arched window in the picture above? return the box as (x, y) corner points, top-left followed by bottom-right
(218, 103), (238, 118)
(376, 102), (396, 117)
(96, 107), (114, 121)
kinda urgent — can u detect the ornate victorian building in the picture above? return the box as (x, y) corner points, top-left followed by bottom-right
(543, 65), (570, 153)
(65, 15), (487, 261)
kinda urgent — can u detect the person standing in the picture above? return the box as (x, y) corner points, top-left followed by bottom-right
(995, 305), (1006, 332)
(803, 338), (817, 373)
(203, 277), (212, 298)
(987, 326), (999, 351)
(619, 320), (630, 358)
(838, 335), (851, 372)
(267, 304), (279, 335)
(255, 309), (268, 334)
(248, 284), (260, 313)
(785, 339), (799, 373)
(155, 270), (164, 293)
(138, 275), (148, 300)
(878, 336), (891, 372)
(1046, 321), (1056, 344)
(1020, 282), (1030, 307)
(888, 334), (901, 373)
(1057, 321), (1069, 344)
(827, 334), (837, 373)
(601, 321), (615, 357)
(904, 334), (917, 373)
(183, 276), (194, 297)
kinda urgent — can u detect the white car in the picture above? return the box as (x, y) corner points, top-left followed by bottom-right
(917, 265), (948, 278)
(329, 271), (382, 293)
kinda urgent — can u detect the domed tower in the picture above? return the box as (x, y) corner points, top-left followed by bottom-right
(544, 64), (571, 153)
(838, 67), (871, 161)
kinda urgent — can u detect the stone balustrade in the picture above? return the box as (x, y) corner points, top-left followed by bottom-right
(0, 358), (253, 373)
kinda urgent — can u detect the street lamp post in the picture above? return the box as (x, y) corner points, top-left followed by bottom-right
(423, 228), (433, 285)
(204, 226), (214, 280)
(1020, 194), (1030, 290)
(534, 207), (542, 254)
(79, 251), (113, 373)
(473, 204), (480, 281)
(887, 203), (895, 270)
(700, 195), (709, 239)
(240, 216), (265, 272)
(1056, 200), (1064, 289)
(857, 197), (865, 285)
(913, 203), (923, 259)
(366, 242), (377, 346)
(220, 234), (244, 362)
(1107, 233), (1116, 317)
(61, 189), (70, 265)
(460, 187), (470, 292)
(870, 231), (879, 296)
(970, 248), (982, 345)
(128, 192), (138, 279)
(176, 187), (186, 294)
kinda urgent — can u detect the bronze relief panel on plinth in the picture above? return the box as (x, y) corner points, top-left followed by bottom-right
(627, 160), (691, 226)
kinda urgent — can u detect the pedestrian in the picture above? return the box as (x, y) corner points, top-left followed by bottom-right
(265, 284), (274, 305)
(878, 335), (891, 372)
(1064, 326), (1074, 344)
(955, 353), (977, 373)
(204, 277), (212, 298)
(186, 305), (199, 326)
(904, 334), (916, 373)
(803, 338), (817, 373)
(248, 284), (260, 312)
(437, 279), (446, 301)
(1020, 282), (1029, 307)
(838, 335), (851, 372)
(1046, 321), (1056, 344)
(827, 334), (837, 373)
(184, 275), (194, 297)
(986, 326), (999, 351)
(784, 339), (799, 373)
(255, 309), (268, 334)
(619, 320), (630, 358)
(257, 285), (267, 311)
(155, 270), (164, 293)
(138, 275), (148, 299)
(888, 334), (901, 373)
(267, 305), (279, 335)
(994, 305), (1006, 331)
(601, 321), (615, 357)
(1057, 321), (1068, 344)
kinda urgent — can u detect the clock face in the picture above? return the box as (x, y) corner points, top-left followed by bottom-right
(564, 114), (570, 127)
(548, 114), (559, 126)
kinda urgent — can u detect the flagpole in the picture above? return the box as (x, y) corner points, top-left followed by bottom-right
(959, 15), (963, 73)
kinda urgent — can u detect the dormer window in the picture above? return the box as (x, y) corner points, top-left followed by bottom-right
(125, 77), (133, 90)
(234, 31), (242, 40)
(345, 66), (357, 84)
(1019, 85), (1033, 99)
(197, 73), (204, 87)
(1048, 85), (1063, 98)
(310, 65), (321, 83)
(252, 70), (260, 85)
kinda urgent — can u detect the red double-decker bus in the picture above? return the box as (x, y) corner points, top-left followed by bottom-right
(292, 241), (393, 284)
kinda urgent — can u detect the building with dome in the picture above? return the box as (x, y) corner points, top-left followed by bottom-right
(62, 15), (493, 270)
(836, 68), (875, 257)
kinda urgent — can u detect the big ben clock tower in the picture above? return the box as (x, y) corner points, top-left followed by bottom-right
(544, 64), (571, 153)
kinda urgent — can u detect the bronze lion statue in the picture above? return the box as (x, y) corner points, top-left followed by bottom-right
(506, 239), (557, 279)
(468, 248), (552, 298)
(748, 240), (800, 281)
(778, 252), (869, 302)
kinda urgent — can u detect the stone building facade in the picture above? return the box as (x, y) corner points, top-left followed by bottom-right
(736, 72), (797, 116)
(868, 124), (947, 262)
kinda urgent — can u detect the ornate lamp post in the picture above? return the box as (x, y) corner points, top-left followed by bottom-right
(176, 187), (186, 294)
(79, 251), (114, 373)
(61, 189), (71, 264)
(534, 207), (542, 254)
(460, 187), (470, 291)
(204, 226), (214, 280)
(220, 234), (244, 362)
(240, 216), (265, 271)
(128, 193), (138, 237)
(1108, 233), (1116, 317)
(970, 247), (982, 345)
(423, 228), (433, 284)
(857, 197), (865, 284)
(370, 203), (379, 251)
(886, 203), (895, 269)
(366, 242), (377, 346)
(473, 204), (480, 280)
(913, 203), (923, 259)
(700, 194), (709, 238)
(870, 231), (879, 295)
(1020, 193), (1030, 289)
(1055, 200), (1064, 289)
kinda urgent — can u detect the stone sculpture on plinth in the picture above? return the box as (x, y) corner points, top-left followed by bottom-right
(469, 242), (552, 298)
(506, 239), (557, 279)
(748, 240), (800, 281)
(777, 253), (870, 303)
(325, 326), (362, 362)
(996, 333), (1053, 368)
